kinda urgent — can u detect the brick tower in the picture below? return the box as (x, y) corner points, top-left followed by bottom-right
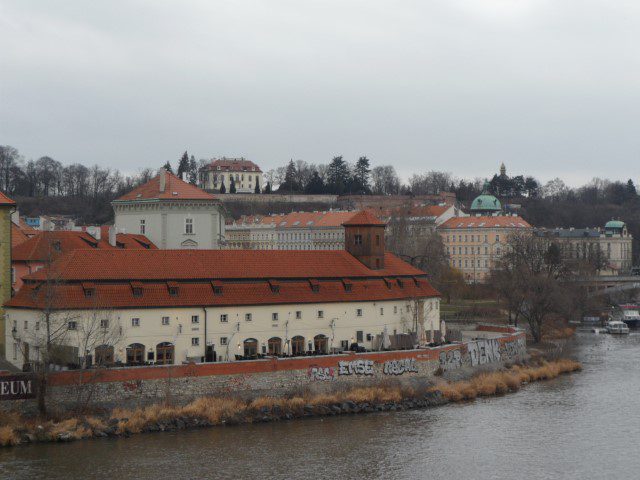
(342, 210), (386, 270)
(0, 192), (15, 358)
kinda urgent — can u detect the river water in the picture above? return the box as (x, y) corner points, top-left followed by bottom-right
(1, 331), (638, 480)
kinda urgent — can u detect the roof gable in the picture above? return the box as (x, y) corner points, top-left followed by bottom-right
(114, 171), (217, 202)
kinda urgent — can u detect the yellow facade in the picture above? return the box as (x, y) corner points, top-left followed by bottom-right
(0, 206), (13, 357)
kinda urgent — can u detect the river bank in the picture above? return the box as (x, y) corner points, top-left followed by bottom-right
(0, 359), (581, 448)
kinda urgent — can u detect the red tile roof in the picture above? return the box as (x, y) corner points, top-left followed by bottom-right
(439, 215), (531, 229)
(115, 233), (157, 249)
(12, 231), (116, 262)
(7, 276), (439, 310)
(342, 209), (387, 226)
(11, 223), (30, 248)
(0, 191), (15, 206)
(114, 171), (217, 202)
(23, 249), (426, 282)
(205, 158), (262, 173)
(233, 211), (359, 229)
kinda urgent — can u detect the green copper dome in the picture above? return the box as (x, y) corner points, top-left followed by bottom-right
(471, 183), (502, 213)
(605, 220), (625, 229)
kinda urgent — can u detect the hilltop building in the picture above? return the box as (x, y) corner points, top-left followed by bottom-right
(198, 158), (263, 193)
(5, 215), (440, 370)
(112, 169), (225, 249)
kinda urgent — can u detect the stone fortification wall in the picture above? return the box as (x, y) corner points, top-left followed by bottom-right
(1, 327), (525, 414)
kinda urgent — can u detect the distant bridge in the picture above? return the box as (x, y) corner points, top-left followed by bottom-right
(574, 275), (640, 295)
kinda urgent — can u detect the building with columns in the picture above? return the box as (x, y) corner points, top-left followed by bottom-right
(112, 170), (226, 249)
(5, 215), (440, 370)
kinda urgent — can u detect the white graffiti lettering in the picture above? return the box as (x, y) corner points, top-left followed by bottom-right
(468, 339), (502, 367)
(439, 349), (462, 370)
(383, 358), (418, 375)
(307, 366), (335, 381)
(338, 359), (374, 376)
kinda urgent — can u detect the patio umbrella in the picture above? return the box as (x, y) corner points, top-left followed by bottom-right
(440, 319), (446, 343)
(418, 320), (427, 345)
(382, 325), (392, 350)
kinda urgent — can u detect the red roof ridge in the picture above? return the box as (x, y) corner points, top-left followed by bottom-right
(342, 210), (386, 226)
(114, 170), (217, 202)
(0, 191), (16, 206)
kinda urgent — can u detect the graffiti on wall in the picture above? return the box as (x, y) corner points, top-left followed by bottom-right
(439, 349), (462, 370)
(468, 339), (502, 367)
(338, 359), (374, 376)
(307, 366), (335, 381)
(504, 337), (526, 358)
(383, 358), (418, 375)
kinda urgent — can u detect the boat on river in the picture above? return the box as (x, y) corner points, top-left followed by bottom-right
(617, 305), (640, 328)
(606, 321), (630, 335)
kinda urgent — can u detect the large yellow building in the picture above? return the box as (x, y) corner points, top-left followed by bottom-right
(439, 215), (532, 282)
(0, 192), (16, 357)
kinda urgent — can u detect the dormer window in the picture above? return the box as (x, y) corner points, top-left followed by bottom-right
(131, 282), (144, 298)
(211, 280), (223, 295)
(383, 278), (393, 289)
(167, 282), (179, 296)
(397, 279), (404, 288)
(342, 279), (353, 292)
(53, 241), (62, 252)
(309, 279), (320, 293)
(268, 280), (280, 294)
(82, 282), (96, 298)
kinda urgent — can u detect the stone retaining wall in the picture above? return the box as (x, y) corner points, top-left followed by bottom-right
(1, 327), (526, 414)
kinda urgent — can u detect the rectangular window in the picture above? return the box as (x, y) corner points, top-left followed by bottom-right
(185, 218), (193, 234)
(192, 337), (200, 346)
(356, 330), (364, 342)
(162, 316), (170, 325)
(272, 312), (279, 321)
(139, 219), (145, 235)
(380, 308), (384, 315)
(131, 318), (140, 327)
(35, 321), (40, 331)
(356, 308), (363, 317)
(100, 319), (109, 329)
(317, 310), (324, 318)
(295, 311), (302, 319)
(68, 321), (78, 330)
(191, 315), (199, 324)
(394, 306), (398, 314)
(245, 313), (252, 322)
(496, 234), (500, 243)
(220, 336), (228, 346)
(24, 320), (28, 330)
(220, 314), (228, 323)
(354, 234), (363, 245)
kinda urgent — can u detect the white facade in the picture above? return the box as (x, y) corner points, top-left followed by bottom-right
(6, 298), (440, 370)
(113, 201), (225, 249)
(199, 158), (264, 193)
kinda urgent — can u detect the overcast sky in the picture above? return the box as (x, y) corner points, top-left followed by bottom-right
(1, 0), (639, 185)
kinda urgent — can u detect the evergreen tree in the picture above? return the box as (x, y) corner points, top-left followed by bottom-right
(219, 178), (226, 194)
(177, 151), (189, 179)
(278, 160), (300, 192)
(626, 179), (637, 198)
(188, 155), (198, 185)
(254, 178), (261, 194)
(326, 156), (350, 194)
(264, 181), (272, 194)
(353, 156), (371, 194)
(230, 176), (237, 193)
(162, 161), (173, 174)
(305, 171), (325, 194)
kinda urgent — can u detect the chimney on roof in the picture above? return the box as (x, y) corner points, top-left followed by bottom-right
(108, 225), (117, 247)
(159, 168), (166, 193)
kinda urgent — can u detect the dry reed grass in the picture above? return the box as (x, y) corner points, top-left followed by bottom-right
(0, 426), (19, 446)
(432, 359), (582, 402)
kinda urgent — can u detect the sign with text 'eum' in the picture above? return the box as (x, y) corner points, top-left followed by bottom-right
(0, 375), (37, 400)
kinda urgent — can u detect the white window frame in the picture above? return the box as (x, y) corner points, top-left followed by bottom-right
(317, 310), (324, 318)
(191, 315), (199, 324)
(220, 336), (228, 345)
(162, 316), (170, 325)
(272, 312), (279, 321)
(220, 314), (228, 323)
(139, 219), (146, 235)
(192, 337), (200, 346)
(131, 317), (140, 327)
(356, 308), (363, 317)
(185, 217), (194, 235)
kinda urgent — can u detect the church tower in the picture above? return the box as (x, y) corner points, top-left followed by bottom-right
(342, 210), (386, 270)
